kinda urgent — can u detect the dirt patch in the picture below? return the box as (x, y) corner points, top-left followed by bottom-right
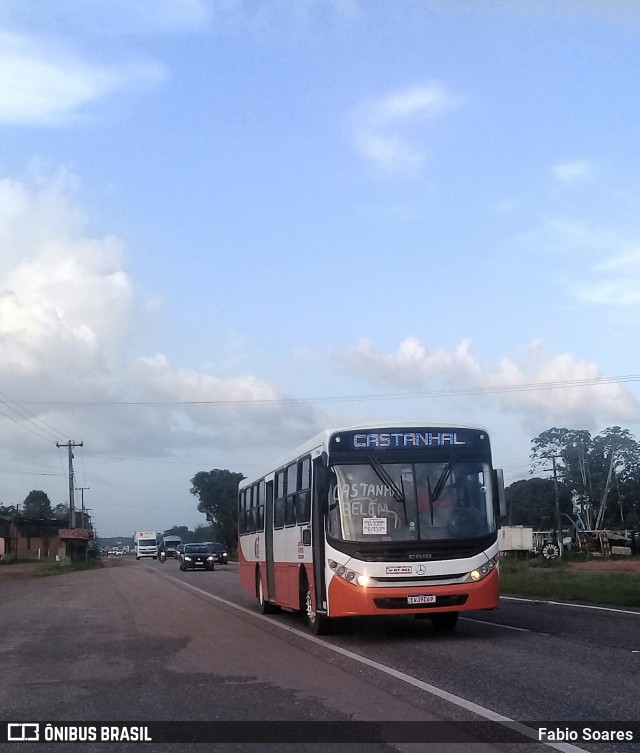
(0, 558), (116, 578)
(0, 562), (41, 578)
(567, 558), (640, 573)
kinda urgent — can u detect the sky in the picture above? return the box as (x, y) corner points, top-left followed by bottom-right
(2, 0), (640, 538)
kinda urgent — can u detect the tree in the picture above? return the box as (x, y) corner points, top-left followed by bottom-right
(53, 503), (70, 521)
(531, 428), (593, 490)
(591, 427), (640, 528)
(163, 525), (193, 540)
(22, 490), (54, 518)
(530, 425), (640, 529)
(190, 469), (245, 549)
(505, 477), (572, 529)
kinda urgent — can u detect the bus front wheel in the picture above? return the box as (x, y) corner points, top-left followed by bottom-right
(430, 612), (459, 632)
(304, 585), (329, 635)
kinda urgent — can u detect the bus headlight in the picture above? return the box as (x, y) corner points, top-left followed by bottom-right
(329, 560), (369, 587)
(466, 555), (499, 583)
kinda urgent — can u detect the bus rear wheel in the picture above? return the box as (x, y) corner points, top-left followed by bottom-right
(430, 612), (459, 632)
(257, 572), (278, 614)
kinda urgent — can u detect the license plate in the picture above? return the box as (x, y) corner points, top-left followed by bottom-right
(407, 594), (436, 605)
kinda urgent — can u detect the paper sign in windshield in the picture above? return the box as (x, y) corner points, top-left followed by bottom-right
(362, 517), (388, 535)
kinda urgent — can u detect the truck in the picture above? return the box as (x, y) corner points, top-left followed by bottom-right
(133, 531), (158, 560)
(160, 535), (182, 558)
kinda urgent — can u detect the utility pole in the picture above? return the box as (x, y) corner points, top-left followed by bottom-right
(551, 456), (563, 558)
(57, 441), (83, 528)
(75, 486), (90, 527)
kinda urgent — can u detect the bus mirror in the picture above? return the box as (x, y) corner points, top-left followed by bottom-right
(493, 469), (506, 518)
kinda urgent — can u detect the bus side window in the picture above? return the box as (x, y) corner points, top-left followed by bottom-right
(243, 490), (250, 535)
(296, 457), (311, 524)
(285, 462), (297, 526)
(238, 490), (246, 535)
(274, 470), (285, 529)
(296, 491), (310, 524)
(257, 479), (265, 532)
(249, 485), (257, 534)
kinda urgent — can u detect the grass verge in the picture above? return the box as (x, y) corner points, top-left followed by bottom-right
(500, 559), (640, 608)
(35, 560), (104, 577)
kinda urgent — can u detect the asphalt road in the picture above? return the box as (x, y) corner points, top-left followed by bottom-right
(0, 557), (638, 753)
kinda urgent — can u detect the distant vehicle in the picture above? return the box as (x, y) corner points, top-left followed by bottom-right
(86, 542), (101, 559)
(175, 544), (184, 560)
(133, 530), (158, 560)
(161, 535), (182, 558)
(204, 542), (228, 565)
(179, 543), (216, 571)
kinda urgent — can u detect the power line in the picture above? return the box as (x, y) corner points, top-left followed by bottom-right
(0, 389), (74, 449)
(0, 466), (60, 477)
(0, 404), (60, 444)
(1, 372), (640, 408)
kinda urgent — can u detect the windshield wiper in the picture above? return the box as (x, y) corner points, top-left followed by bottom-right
(368, 456), (408, 523)
(368, 456), (404, 502)
(426, 456), (456, 524)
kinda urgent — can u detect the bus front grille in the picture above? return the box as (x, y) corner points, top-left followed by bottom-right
(373, 594), (468, 610)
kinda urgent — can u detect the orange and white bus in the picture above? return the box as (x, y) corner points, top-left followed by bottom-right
(238, 424), (506, 634)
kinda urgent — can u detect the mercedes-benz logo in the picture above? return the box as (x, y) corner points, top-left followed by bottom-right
(415, 564), (426, 575)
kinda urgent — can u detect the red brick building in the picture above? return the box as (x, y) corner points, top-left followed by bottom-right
(0, 515), (90, 562)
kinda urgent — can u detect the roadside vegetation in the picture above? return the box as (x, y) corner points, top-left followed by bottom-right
(500, 556), (640, 608)
(34, 559), (103, 577)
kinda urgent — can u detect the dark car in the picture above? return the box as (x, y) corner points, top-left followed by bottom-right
(179, 543), (215, 571)
(204, 542), (228, 565)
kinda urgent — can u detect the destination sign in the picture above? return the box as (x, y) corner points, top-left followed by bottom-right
(330, 428), (488, 452)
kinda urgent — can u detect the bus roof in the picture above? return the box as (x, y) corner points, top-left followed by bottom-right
(238, 422), (489, 491)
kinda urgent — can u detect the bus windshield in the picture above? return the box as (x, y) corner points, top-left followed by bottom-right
(327, 461), (495, 542)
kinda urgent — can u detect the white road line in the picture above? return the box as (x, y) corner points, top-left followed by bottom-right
(502, 595), (640, 616)
(154, 569), (589, 753)
(460, 616), (547, 634)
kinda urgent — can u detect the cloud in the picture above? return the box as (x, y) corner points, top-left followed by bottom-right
(345, 337), (483, 390)
(124, 355), (320, 453)
(0, 174), (321, 460)
(528, 215), (640, 309)
(351, 83), (461, 175)
(552, 160), (592, 184)
(92, 0), (211, 33)
(574, 249), (640, 305)
(340, 337), (640, 429)
(0, 0), (211, 36)
(0, 175), (133, 400)
(422, 0), (640, 26)
(0, 31), (164, 125)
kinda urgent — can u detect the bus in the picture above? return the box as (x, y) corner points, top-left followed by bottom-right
(238, 424), (506, 634)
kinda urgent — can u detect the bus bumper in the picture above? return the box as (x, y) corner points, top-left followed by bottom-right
(327, 569), (499, 617)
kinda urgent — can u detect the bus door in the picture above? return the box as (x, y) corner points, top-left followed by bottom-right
(265, 481), (276, 600)
(311, 456), (328, 613)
